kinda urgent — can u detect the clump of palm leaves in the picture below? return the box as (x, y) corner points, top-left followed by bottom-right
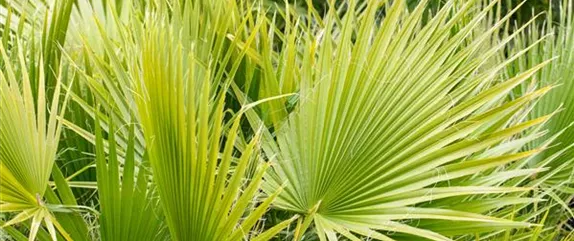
(0, 0), (573, 240)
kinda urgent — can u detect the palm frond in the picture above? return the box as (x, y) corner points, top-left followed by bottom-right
(0, 44), (74, 240)
(260, 0), (557, 239)
(94, 114), (168, 240)
(130, 2), (296, 240)
(507, 0), (574, 186)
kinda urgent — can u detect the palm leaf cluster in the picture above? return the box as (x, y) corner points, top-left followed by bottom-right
(1, 0), (573, 240)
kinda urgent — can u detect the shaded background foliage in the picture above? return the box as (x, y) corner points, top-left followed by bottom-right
(264, 0), (564, 25)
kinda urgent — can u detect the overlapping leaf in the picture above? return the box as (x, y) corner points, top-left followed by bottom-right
(261, 0), (558, 240)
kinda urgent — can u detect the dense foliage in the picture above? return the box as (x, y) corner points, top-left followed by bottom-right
(0, 0), (573, 240)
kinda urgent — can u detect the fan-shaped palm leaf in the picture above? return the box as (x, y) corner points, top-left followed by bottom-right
(131, 5), (296, 240)
(0, 44), (73, 240)
(260, 0), (557, 240)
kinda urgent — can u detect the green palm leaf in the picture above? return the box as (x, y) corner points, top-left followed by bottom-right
(131, 4), (296, 240)
(260, 0), (556, 239)
(0, 44), (73, 240)
(94, 114), (168, 240)
(2, 0), (573, 240)
(507, 0), (574, 186)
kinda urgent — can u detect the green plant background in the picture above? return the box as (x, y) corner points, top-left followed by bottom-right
(1, 0), (573, 240)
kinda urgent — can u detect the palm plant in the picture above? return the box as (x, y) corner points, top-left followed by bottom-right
(1, 0), (573, 240)
(94, 115), (168, 241)
(131, 5), (296, 239)
(258, 0), (566, 239)
(499, 0), (574, 237)
(0, 0), (102, 208)
(0, 44), (86, 240)
(507, 0), (574, 186)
